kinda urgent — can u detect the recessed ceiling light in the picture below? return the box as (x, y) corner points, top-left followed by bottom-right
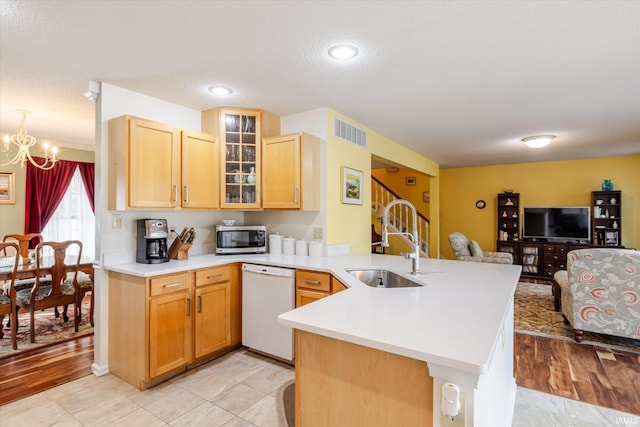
(208, 85), (233, 96)
(328, 44), (359, 60)
(522, 135), (555, 148)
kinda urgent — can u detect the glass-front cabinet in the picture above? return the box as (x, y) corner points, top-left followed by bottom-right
(222, 111), (260, 208)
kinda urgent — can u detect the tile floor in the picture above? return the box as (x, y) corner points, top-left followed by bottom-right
(0, 348), (637, 426)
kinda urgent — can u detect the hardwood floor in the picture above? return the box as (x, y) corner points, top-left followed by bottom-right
(0, 335), (94, 405)
(515, 332), (640, 415)
(1, 332), (638, 416)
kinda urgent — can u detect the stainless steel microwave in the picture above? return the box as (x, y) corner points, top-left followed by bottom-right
(215, 225), (267, 254)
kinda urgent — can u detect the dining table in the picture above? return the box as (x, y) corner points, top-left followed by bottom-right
(0, 256), (95, 282)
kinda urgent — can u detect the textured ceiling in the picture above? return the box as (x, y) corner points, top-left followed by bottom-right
(1, 0), (639, 168)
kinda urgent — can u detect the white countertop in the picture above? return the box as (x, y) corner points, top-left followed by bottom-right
(104, 253), (522, 376)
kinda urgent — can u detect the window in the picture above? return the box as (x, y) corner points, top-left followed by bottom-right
(41, 168), (95, 259)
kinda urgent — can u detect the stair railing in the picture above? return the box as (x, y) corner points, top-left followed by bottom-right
(372, 177), (430, 257)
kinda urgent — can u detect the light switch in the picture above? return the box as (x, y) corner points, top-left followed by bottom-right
(111, 213), (122, 229)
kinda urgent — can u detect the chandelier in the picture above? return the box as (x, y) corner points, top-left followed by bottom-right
(2, 109), (58, 170)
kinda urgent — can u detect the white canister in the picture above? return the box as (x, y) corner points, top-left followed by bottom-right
(295, 240), (308, 256)
(282, 237), (296, 255)
(269, 234), (283, 254)
(308, 240), (324, 257)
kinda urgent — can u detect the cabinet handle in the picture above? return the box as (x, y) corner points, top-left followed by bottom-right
(187, 297), (191, 316)
(163, 282), (182, 288)
(207, 273), (223, 280)
(294, 188), (299, 203)
(304, 280), (321, 286)
(173, 185), (178, 202)
(184, 185), (189, 202)
(198, 295), (202, 313)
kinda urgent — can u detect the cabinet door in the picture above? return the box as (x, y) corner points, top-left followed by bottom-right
(262, 134), (301, 209)
(296, 288), (329, 307)
(220, 109), (262, 209)
(194, 282), (231, 358)
(149, 290), (191, 378)
(128, 117), (181, 209)
(181, 130), (219, 209)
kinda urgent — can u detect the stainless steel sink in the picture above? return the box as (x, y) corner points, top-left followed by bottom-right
(346, 269), (424, 288)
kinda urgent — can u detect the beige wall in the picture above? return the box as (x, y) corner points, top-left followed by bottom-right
(0, 148), (94, 238)
(439, 154), (640, 259)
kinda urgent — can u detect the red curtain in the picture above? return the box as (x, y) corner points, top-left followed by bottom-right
(77, 161), (95, 213)
(24, 157), (92, 236)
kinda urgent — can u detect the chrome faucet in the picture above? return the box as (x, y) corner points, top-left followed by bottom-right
(381, 199), (420, 274)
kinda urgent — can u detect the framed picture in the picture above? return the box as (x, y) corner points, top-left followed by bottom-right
(385, 167), (399, 173)
(406, 176), (416, 186)
(341, 166), (363, 205)
(423, 191), (430, 203)
(605, 231), (618, 245)
(0, 172), (15, 204)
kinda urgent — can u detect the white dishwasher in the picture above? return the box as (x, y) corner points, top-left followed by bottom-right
(242, 263), (295, 362)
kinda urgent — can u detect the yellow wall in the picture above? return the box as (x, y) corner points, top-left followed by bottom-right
(439, 155), (640, 259)
(0, 148), (95, 238)
(371, 167), (432, 255)
(372, 167), (431, 218)
(326, 110), (439, 254)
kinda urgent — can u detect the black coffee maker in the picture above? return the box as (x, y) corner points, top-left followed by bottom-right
(136, 219), (169, 264)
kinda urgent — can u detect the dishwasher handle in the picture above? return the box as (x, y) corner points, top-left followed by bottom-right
(242, 263), (295, 278)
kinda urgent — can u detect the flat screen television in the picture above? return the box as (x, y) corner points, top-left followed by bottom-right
(522, 207), (591, 243)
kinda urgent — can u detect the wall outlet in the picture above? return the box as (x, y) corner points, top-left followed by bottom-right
(439, 390), (466, 426)
(111, 213), (122, 229)
(313, 227), (323, 240)
(169, 226), (176, 235)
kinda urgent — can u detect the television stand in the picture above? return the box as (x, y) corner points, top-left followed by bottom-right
(496, 240), (594, 279)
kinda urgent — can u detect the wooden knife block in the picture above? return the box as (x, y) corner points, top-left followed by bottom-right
(168, 237), (192, 260)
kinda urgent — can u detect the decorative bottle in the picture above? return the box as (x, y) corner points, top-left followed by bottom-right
(247, 166), (256, 184)
(601, 179), (614, 191)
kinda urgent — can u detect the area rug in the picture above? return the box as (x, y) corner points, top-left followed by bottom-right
(0, 297), (93, 358)
(514, 282), (640, 354)
(276, 379), (295, 427)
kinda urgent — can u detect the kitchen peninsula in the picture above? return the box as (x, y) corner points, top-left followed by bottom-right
(104, 252), (521, 427)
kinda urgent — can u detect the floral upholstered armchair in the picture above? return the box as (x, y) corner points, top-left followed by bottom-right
(553, 248), (640, 342)
(447, 232), (513, 264)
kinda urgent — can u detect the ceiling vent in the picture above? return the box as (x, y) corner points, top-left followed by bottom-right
(334, 117), (366, 148)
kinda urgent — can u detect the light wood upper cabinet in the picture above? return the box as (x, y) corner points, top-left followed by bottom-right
(202, 107), (280, 210)
(181, 130), (219, 209)
(108, 115), (217, 210)
(109, 115), (180, 210)
(262, 133), (320, 210)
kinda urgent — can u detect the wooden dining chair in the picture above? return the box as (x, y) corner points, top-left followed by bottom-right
(0, 242), (20, 349)
(14, 240), (82, 343)
(2, 233), (42, 263)
(2, 233), (49, 328)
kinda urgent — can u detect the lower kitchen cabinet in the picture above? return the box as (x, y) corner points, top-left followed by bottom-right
(109, 266), (240, 390)
(149, 287), (192, 378)
(295, 270), (331, 307)
(194, 266), (231, 359)
(295, 270), (349, 307)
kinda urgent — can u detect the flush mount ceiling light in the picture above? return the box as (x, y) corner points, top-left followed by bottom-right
(522, 135), (555, 148)
(208, 85), (233, 96)
(328, 44), (359, 60)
